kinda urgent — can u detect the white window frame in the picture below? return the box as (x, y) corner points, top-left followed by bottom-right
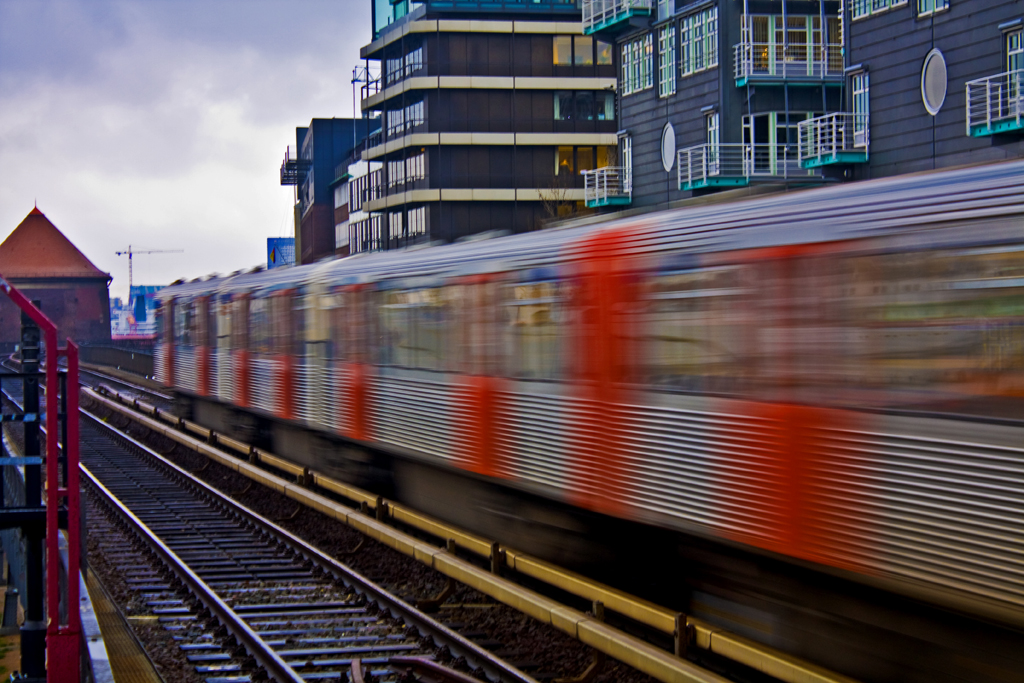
(852, 71), (870, 148)
(622, 34), (654, 95)
(851, 0), (907, 20)
(917, 0), (949, 18)
(659, 25), (677, 97)
(680, 7), (718, 78)
(620, 135), (633, 191)
(705, 111), (720, 174)
(1008, 28), (1023, 72)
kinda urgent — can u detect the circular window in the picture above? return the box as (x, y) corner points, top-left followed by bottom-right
(661, 122), (676, 173)
(921, 48), (947, 116)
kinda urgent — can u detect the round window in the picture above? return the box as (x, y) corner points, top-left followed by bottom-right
(661, 122), (676, 173)
(921, 48), (947, 116)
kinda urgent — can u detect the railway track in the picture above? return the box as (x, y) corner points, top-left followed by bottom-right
(80, 409), (538, 683)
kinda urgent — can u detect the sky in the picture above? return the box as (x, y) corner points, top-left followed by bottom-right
(0, 0), (371, 300)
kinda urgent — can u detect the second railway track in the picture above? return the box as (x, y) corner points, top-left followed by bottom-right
(80, 409), (540, 683)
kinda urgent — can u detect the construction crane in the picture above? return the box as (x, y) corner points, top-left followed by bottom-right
(114, 245), (183, 292)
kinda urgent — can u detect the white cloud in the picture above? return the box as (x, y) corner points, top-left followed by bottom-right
(0, 0), (370, 299)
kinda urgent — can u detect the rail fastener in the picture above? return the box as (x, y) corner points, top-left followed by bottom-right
(88, 387), (862, 683)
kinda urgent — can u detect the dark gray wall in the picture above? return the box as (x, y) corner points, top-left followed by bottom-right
(848, 0), (1024, 179)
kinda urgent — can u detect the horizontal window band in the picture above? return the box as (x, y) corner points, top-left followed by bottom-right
(363, 132), (619, 159)
(363, 76), (617, 110)
(363, 19), (585, 58)
(363, 187), (586, 211)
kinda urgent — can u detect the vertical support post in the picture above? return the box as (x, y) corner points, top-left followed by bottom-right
(20, 306), (46, 680)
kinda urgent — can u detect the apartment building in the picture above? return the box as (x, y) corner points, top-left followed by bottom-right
(354, 0), (619, 251)
(581, 0), (1022, 209)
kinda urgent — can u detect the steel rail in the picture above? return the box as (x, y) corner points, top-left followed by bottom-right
(78, 366), (173, 402)
(80, 409), (541, 683)
(80, 463), (306, 683)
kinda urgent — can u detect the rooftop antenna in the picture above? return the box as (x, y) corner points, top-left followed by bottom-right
(114, 245), (184, 293)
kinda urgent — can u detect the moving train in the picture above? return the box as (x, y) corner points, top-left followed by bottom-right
(157, 161), (1024, 678)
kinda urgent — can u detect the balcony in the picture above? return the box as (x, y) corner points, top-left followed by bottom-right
(677, 143), (812, 191)
(966, 70), (1024, 137)
(279, 146), (311, 186)
(583, 166), (632, 207)
(797, 113), (869, 168)
(582, 0), (652, 36)
(733, 41), (844, 86)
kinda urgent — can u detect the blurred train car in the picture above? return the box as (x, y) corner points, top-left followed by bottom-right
(157, 161), (1024, 681)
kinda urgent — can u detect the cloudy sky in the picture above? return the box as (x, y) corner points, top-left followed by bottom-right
(0, 0), (370, 299)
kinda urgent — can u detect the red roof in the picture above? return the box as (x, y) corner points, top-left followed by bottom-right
(0, 208), (110, 280)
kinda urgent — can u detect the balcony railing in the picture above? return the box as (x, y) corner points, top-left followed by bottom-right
(582, 0), (652, 35)
(966, 69), (1024, 137)
(582, 166), (632, 207)
(797, 113), (869, 168)
(678, 143), (813, 191)
(733, 41), (844, 85)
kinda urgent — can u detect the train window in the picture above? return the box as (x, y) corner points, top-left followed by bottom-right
(174, 301), (196, 346)
(447, 281), (503, 376)
(249, 298), (271, 354)
(379, 287), (449, 370)
(638, 266), (745, 392)
(230, 298), (249, 351)
(505, 280), (564, 380)
(852, 244), (1024, 417)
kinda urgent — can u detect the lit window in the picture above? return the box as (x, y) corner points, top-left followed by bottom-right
(597, 40), (614, 65)
(553, 36), (572, 65)
(555, 147), (574, 175)
(917, 0), (948, 17)
(575, 35), (594, 66)
(659, 25), (677, 98)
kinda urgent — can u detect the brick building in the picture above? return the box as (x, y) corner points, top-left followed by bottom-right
(0, 208), (112, 346)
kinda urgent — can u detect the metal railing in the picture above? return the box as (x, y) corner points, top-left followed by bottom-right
(582, 0), (652, 34)
(966, 69), (1024, 135)
(733, 41), (844, 81)
(798, 112), (869, 163)
(678, 143), (807, 189)
(582, 166), (632, 205)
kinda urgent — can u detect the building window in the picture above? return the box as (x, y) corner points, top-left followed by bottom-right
(387, 159), (405, 189)
(659, 25), (677, 97)
(387, 109), (405, 137)
(386, 56), (403, 84)
(1008, 28), (1023, 73)
(389, 212), (404, 240)
(405, 47), (423, 77)
(620, 135), (632, 189)
(680, 7), (718, 77)
(406, 151), (426, 182)
(408, 207), (426, 237)
(621, 34), (654, 95)
(554, 35), (573, 65)
(406, 100), (425, 129)
(852, 0), (907, 19)
(917, 0), (948, 17)
(556, 35), (612, 66)
(852, 71), (870, 147)
(575, 35), (594, 65)
(554, 91), (615, 120)
(556, 146), (574, 175)
(705, 112), (719, 173)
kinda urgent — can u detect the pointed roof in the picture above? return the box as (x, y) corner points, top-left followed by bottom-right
(0, 208), (110, 280)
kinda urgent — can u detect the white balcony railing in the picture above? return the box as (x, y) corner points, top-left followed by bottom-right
(582, 0), (653, 34)
(734, 42), (844, 82)
(797, 113), (869, 167)
(582, 166), (632, 206)
(678, 143), (808, 190)
(966, 69), (1024, 136)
